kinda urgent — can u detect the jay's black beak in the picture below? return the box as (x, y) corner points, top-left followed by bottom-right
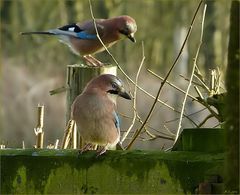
(127, 33), (136, 43)
(119, 90), (131, 100)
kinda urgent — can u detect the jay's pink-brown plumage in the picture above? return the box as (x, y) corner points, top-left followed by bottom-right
(21, 15), (137, 66)
(71, 74), (131, 156)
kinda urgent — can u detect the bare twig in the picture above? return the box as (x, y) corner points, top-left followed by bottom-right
(193, 79), (221, 122)
(195, 65), (205, 81)
(212, 122), (223, 128)
(148, 69), (198, 101)
(179, 74), (206, 89)
(120, 112), (177, 137)
(197, 114), (214, 127)
(49, 86), (68, 96)
(174, 4), (207, 143)
(210, 69), (215, 96)
(164, 107), (207, 123)
(61, 119), (75, 149)
(197, 98), (221, 121)
(126, 0), (204, 150)
(163, 125), (175, 136)
(54, 139), (59, 149)
(141, 133), (174, 141)
(120, 42), (145, 144)
(178, 73), (220, 121)
(193, 74), (211, 92)
(194, 85), (204, 99)
(144, 129), (156, 138)
(37, 103), (44, 128)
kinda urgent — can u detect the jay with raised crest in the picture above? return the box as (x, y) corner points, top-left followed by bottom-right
(71, 74), (131, 156)
(21, 15), (137, 66)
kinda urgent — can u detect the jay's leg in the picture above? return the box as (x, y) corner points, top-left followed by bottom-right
(88, 55), (104, 66)
(96, 144), (109, 157)
(79, 143), (93, 154)
(83, 55), (97, 66)
(83, 55), (104, 67)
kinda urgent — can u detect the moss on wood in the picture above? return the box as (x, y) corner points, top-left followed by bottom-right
(1, 149), (224, 194)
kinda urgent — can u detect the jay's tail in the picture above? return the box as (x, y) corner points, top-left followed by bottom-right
(21, 29), (78, 37)
(21, 31), (55, 35)
(21, 29), (96, 41)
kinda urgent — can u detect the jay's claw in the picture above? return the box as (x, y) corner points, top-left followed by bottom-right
(79, 143), (94, 154)
(96, 146), (107, 157)
(83, 55), (104, 67)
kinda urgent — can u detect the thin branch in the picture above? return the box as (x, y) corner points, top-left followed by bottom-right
(197, 98), (221, 121)
(163, 125), (175, 136)
(54, 139), (59, 149)
(195, 65), (205, 80)
(120, 42), (145, 144)
(126, 0), (204, 150)
(141, 133), (175, 141)
(193, 74), (211, 92)
(145, 129), (156, 138)
(197, 114), (214, 127)
(164, 107), (206, 123)
(147, 69), (198, 101)
(119, 112), (180, 138)
(194, 85), (204, 99)
(146, 124), (176, 137)
(212, 122), (223, 128)
(174, 3), (207, 143)
(179, 74), (206, 88)
(61, 119), (75, 149)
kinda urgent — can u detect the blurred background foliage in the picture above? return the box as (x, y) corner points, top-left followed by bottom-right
(0, 0), (231, 149)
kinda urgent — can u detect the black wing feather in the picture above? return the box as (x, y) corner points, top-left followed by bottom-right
(59, 23), (82, 32)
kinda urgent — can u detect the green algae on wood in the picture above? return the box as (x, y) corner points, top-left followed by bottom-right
(172, 128), (224, 152)
(1, 149), (224, 194)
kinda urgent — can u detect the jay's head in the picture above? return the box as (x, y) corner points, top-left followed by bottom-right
(116, 15), (137, 43)
(86, 74), (131, 100)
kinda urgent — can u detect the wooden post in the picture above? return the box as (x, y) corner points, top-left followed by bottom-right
(72, 123), (77, 149)
(66, 64), (117, 122)
(61, 119), (75, 149)
(34, 104), (44, 149)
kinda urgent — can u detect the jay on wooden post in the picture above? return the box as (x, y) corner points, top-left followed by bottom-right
(21, 15), (137, 66)
(71, 74), (131, 156)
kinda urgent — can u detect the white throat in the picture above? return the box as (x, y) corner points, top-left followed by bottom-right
(107, 93), (117, 105)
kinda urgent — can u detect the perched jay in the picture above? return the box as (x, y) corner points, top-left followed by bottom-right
(71, 74), (131, 156)
(21, 15), (137, 66)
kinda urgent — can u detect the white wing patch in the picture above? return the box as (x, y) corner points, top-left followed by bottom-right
(68, 27), (75, 32)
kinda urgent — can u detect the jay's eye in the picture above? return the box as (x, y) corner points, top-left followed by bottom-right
(119, 27), (129, 36)
(112, 82), (118, 89)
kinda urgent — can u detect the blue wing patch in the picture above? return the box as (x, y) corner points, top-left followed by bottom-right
(58, 23), (97, 40)
(76, 31), (97, 40)
(113, 111), (120, 129)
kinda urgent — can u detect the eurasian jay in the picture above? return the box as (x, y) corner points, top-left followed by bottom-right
(21, 15), (137, 66)
(71, 74), (131, 156)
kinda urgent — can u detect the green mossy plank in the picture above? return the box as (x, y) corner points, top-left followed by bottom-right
(172, 128), (224, 152)
(0, 149), (224, 194)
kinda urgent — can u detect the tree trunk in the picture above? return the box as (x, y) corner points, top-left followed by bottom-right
(224, 1), (239, 193)
(203, 0), (216, 77)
